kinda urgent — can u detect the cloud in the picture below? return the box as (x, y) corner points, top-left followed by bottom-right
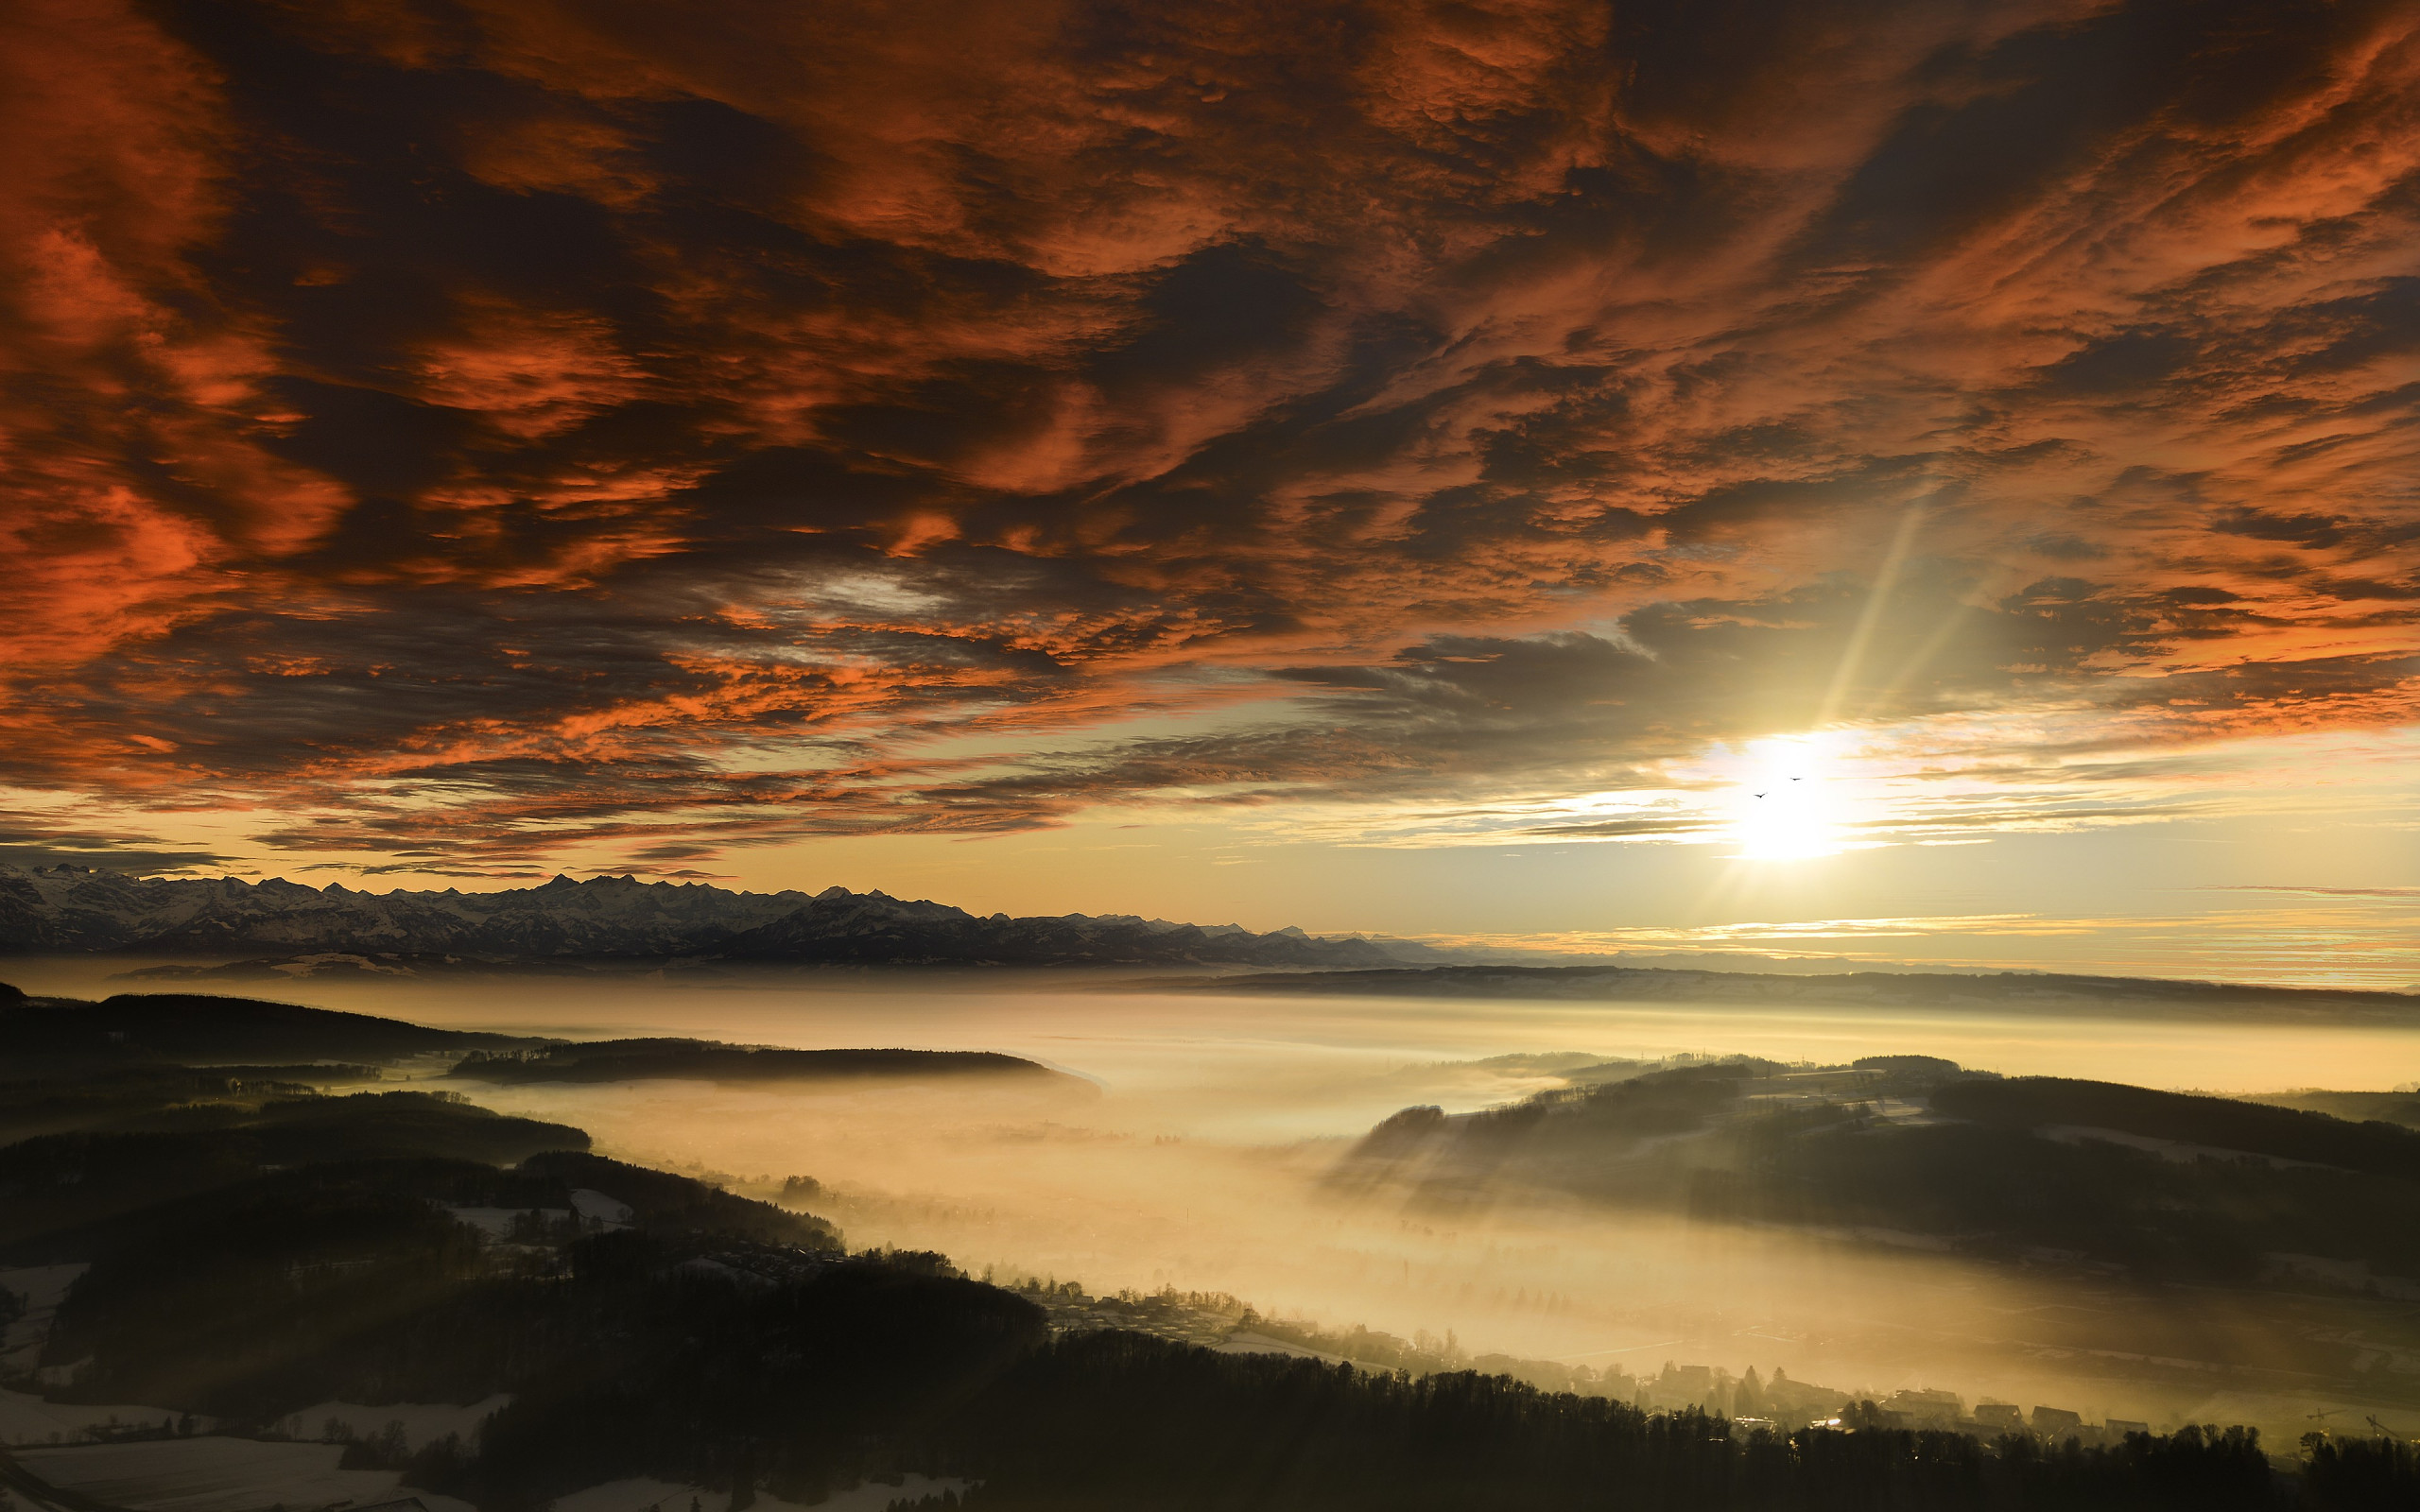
(2208, 885), (2420, 901)
(0, 0), (2415, 869)
(0, 817), (234, 874)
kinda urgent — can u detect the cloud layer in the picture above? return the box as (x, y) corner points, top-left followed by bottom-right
(4, 0), (2416, 869)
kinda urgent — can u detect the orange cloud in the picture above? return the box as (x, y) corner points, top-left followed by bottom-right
(0, 0), (2412, 871)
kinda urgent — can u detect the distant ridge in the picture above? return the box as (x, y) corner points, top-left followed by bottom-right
(1188, 962), (2420, 1018)
(0, 864), (1421, 971)
(448, 1039), (1089, 1090)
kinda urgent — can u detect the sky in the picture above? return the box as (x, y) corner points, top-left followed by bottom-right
(2, 0), (2416, 982)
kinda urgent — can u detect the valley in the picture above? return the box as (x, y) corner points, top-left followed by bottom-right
(6, 971), (2420, 1507)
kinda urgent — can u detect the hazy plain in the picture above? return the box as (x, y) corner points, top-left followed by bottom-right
(15, 959), (2420, 1438)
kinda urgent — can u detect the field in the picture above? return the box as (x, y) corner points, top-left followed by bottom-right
(11, 1436), (474, 1512)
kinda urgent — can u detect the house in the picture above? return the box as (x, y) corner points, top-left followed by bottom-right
(1882, 1389), (1962, 1428)
(2031, 1406), (2084, 1438)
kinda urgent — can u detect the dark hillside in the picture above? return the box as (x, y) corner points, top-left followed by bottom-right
(1, 988), (533, 1074)
(1333, 1063), (2420, 1284)
(0, 1064), (376, 1143)
(2245, 1090), (2420, 1133)
(1196, 964), (2420, 1022)
(452, 1040), (1083, 1090)
(520, 1152), (839, 1246)
(1931, 1078), (2420, 1177)
(0, 1094), (590, 1262)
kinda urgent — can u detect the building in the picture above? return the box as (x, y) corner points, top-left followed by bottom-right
(2031, 1406), (2084, 1438)
(1882, 1389), (1962, 1429)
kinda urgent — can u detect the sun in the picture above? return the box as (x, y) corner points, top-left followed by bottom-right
(1726, 734), (1848, 861)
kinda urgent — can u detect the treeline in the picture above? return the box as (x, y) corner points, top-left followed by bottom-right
(932, 1332), (2278, 1512)
(395, 1243), (2325, 1512)
(448, 1040), (1070, 1089)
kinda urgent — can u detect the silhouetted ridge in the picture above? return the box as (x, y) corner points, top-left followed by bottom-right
(450, 1039), (1084, 1089)
(2, 988), (529, 1074)
(1199, 962), (2420, 1014)
(0, 865), (1409, 969)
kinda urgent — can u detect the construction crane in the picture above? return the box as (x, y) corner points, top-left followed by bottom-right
(2308, 1408), (2342, 1421)
(2366, 1416), (2398, 1438)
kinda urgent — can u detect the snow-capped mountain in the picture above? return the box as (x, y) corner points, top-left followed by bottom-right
(0, 866), (1419, 969)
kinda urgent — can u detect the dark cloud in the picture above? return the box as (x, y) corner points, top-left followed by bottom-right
(1, 0), (2415, 865)
(0, 818), (234, 874)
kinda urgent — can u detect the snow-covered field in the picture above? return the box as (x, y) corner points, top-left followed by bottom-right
(11, 1435), (475, 1512)
(570, 1189), (634, 1227)
(273, 1395), (511, 1448)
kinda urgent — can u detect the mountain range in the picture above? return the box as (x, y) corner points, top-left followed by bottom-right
(0, 864), (1425, 970)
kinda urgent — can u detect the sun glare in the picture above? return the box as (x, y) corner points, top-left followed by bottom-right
(1727, 734), (1847, 861)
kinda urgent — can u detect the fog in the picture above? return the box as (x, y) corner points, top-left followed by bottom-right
(17, 959), (2420, 1440)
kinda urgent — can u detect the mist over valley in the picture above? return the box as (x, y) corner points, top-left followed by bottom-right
(9, 954), (2419, 1509)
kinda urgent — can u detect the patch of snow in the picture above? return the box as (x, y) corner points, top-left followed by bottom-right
(273, 1395), (511, 1448)
(1860, 1097), (1949, 1126)
(812, 1475), (969, 1511)
(1212, 1332), (1351, 1364)
(570, 1190), (635, 1227)
(2264, 1253), (2420, 1301)
(550, 1477), (705, 1512)
(2035, 1125), (2329, 1169)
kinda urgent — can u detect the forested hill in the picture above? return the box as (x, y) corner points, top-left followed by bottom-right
(1335, 1059), (2420, 1287)
(0, 865), (1417, 970)
(449, 1040), (1089, 1091)
(1, 984), (534, 1075)
(1, 988), (1078, 1100)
